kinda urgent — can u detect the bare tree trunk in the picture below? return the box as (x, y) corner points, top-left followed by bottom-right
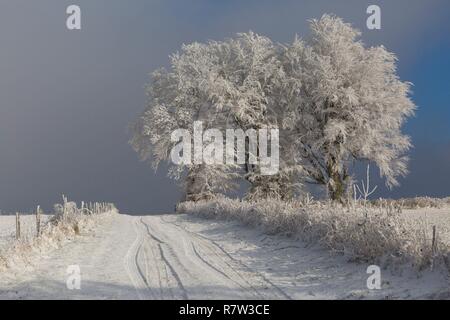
(327, 161), (349, 203)
(328, 174), (345, 202)
(246, 173), (294, 201)
(184, 166), (215, 202)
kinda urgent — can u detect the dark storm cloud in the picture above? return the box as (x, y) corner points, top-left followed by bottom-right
(0, 0), (449, 213)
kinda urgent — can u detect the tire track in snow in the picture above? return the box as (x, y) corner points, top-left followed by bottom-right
(138, 218), (188, 299)
(156, 244), (188, 299)
(142, 217), (254, 299)
(123, 219), (155, 300)
(160, 216), (293, 300)
(190, 242), (264, 298)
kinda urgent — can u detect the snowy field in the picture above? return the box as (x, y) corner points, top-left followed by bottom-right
(0, 214), (52, 252)
(402, 208), (450, 245)
(0, 208), (449, 300)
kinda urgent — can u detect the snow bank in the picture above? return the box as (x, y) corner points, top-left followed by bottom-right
(0, 202), (118, 272)
(177, 197), (450, 272)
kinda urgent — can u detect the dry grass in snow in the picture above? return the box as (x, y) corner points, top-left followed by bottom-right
(0, 201), (118, 272)
(177, 197), (450, 273)
(371, 197), (450, 210)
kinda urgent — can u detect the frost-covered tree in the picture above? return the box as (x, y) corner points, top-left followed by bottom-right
(130, 44), (239, 201)
(131, 15), (415, 204)
(197, 32), (300, 200)
(131, 33), (297, 201)
(280, 15), (416, 201)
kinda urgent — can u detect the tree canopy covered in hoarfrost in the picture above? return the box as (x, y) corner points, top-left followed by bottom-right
(279, 15), (415, 201)
(131, 14), (416, 202)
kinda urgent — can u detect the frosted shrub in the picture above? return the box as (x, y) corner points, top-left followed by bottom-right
(0, 201), (118, 271)
(178, 198), (450, 271)
(53, 203), (64, 215)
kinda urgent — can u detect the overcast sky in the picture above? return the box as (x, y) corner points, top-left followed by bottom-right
(0, 0), (449, 213)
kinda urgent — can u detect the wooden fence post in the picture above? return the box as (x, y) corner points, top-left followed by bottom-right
(431, 225), (438, 270)
(16, 212), (21, 240)
(432, 225), (437, 254)
(36, 205), (41, 237)
(62, 194), (68, 219)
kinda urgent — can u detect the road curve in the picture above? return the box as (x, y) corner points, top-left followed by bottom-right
(1, 212), (446, 300)
(0, 213), (291, 299)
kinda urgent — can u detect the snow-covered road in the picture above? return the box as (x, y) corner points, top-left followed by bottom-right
(0, 213), (448, 299)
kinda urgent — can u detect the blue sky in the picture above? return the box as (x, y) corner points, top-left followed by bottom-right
(0, 0), (449, 213)
(403, 42), (450, 145)
(390, 38), (450, 198)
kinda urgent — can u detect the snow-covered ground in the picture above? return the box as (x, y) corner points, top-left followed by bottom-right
(402, 208), (450, 245)
(0, 214), (52, 252)
(0, 210), (449, 300)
